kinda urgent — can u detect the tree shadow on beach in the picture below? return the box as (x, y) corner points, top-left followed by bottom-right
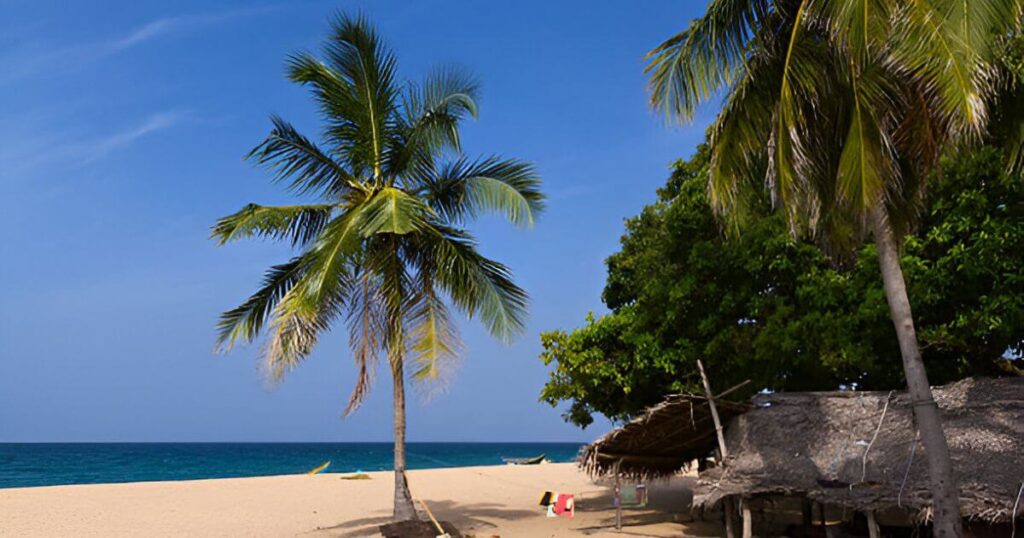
(310, 499), (538, 537)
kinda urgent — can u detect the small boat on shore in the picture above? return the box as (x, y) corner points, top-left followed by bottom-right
(502, 454), (547, 465)
(306, 460), (331, 475)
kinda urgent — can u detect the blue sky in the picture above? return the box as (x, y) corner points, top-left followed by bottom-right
(0, 0), (714, 442)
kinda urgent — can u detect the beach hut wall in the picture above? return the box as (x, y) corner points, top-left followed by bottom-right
(693, 377), (1024, 525)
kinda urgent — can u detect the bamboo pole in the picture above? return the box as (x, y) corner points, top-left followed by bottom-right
(416, 497), (448, 537)
(696, 360), (729, 460)
(696, 359), (736, 538)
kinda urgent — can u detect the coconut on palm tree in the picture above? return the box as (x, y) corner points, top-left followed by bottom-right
(212, 13), (543, 521)
(646, 1), (1021, 536)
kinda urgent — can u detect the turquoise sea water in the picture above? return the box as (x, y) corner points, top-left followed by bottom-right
(0, 443), (584, 489)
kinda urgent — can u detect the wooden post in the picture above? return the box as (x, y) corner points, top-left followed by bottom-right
(724, 498), (737, 538)
(696, 360), (729, 460)
(802, 498), (813, 528)
(866, 511), (880, 538)
(696, 359), (736, 538)
(741, 498), (752, 538)
(614, 459), (623, 531)
(819, 503), (836, 538)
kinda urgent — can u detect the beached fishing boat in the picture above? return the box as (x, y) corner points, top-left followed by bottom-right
(501, 454), (546, 465)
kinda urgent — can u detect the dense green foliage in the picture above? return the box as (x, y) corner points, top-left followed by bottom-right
(540, 146), (1023, 427)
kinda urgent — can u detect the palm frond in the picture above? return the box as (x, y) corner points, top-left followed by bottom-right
(386, 66), (481, 176)
(814, 0), (892, 63)
(406, 287), (460, 381)
(300, 207), (367, 301)
(211, 203), (334, 246)
(706, 32), (783, 232)
(646, 0), (770, 122)
(321, 12), (399, 180)
(770, 0), (816, 223)
(216, 257), (306, 352)
(360, 187), (434, 236)
(416, 156), (545, 227)
(835, 61), (901, 217)
(422, 225), (528, 342)
(343, 269), (386, 414)
(262, 285), (343, 382)
(890, 0), (997, 137)
(247, 115), (360, 198)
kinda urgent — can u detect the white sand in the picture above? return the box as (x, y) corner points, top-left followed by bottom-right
(0, 463), (720, 537)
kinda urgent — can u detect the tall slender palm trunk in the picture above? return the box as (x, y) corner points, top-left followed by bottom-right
(390, 357), (417, 521)
(871, 208), (962, 538)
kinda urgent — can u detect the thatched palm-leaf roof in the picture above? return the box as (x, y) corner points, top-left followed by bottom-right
(694, 377), (1024, 524)
(579, 393), (750, 479)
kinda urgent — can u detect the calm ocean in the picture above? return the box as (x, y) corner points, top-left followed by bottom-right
(0, 442), (584, 489)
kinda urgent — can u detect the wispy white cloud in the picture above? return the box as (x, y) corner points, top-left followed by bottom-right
(105, 7), (273, 53)
(79, 111), (187, 163)
(0, 6), (273, 83)
(1, 110), (189, 178)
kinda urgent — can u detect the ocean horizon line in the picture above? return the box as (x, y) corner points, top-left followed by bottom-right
(0, 441), (586, 489)
(0, 440), (591, 445)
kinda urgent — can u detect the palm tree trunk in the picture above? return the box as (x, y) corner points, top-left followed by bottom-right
(870, 208), (962, 538)
(390, 356), (417, 522)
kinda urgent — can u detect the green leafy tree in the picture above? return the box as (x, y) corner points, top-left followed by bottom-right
(541, 146), (1023, 427)
(645, 1), (1022, 533)
(212, 14), (543, 521)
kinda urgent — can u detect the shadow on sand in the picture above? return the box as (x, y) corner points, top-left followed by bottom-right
(313, 499), (538, 537)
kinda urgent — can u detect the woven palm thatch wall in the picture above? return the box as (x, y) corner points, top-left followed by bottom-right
(694, 377), (1024, 524)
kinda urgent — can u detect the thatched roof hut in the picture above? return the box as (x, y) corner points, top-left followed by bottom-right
(581, 377), (1024, 525)
(696, 377), (1023, 524)
(579, 392), (749, 479)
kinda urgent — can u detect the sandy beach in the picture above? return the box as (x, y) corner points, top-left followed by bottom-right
(0, 463), (718, 537)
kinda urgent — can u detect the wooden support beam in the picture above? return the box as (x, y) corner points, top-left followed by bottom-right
(867, 511), (880, 538)
(819, 503), (836, 538)
(696, 360), (729, 460)
(724, 497), (737, 538)
(715, 379), (752, 401)
(614, 459), (623, 531)
(741, 498), (752, 538)
(594, 452), (683, 464)
(696, 359), (736, 538)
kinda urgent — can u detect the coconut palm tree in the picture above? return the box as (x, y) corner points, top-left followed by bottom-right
(212, 13), (543, 521)
(645, 1), (1021, 536)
